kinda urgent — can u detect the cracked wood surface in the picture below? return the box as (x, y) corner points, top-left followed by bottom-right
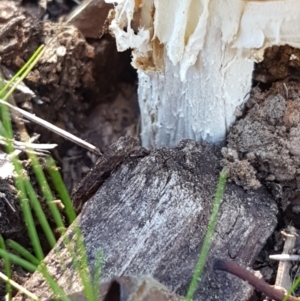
(72, 136), (139, 212)
(13, 140), (278, 301)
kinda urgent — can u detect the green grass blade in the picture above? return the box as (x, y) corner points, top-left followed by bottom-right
(6, 239), (40, 266)
(45, 156), (76, 224)
(282, 277), (300, 301)
(62, 226), (96, 301)
(10, 159), (45, 261)
(0, 46), (44, 97)
(1, 46), (45, 102)
(0, 249), (37, 272)
(0, 236), (12, 300)
(24, 179), (57, 248)
(185, 169), (227, 301)
(37, 263), (70, 301)
(14, 173), (45, 260)
(74, 227), (96, 301)
(28, 151), (65, 233)
(0, 78), (13, 139)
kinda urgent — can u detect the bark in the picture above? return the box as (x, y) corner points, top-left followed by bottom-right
(13, 140), (277, 301)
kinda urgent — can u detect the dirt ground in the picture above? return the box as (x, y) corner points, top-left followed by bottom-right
(223, 45), (300, 299)
(1, 0), (300, 300)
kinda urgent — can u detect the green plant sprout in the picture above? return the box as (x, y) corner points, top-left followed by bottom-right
(0, 226), (99, 301)
(57, 225), (99, 301)
(37, 263), (70, 301)
(0, 46), (67, 234)
(0, 46), (44, 102)
(0, 84), (44, 261)
(28, 149), (66, 234)
(0, 248), (37, 272)
(185, 169), (227, 301)
(6, 240), (40, 266)
(283, 276), (300, 301)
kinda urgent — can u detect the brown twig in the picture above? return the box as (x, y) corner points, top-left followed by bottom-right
(214, 258), (300, 301)
(0, 98), (101, 155)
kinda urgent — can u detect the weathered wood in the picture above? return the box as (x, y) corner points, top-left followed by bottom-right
(13, 140), (277, 301)
(72, 136), (139, 212)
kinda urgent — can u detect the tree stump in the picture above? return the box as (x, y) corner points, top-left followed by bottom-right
(13, 139), (277, 301)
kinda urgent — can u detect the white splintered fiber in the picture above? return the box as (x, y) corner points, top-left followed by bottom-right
(105, 0), (300, 79)
(105, 0), (300, 147)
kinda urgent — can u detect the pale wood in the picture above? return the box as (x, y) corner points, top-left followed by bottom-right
(274, 227), (297, 292)
(108, 0), (300, 148)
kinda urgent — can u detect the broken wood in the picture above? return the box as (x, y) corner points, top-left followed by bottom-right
(13, 139), (278, 301)
(72, 136), (139, 212)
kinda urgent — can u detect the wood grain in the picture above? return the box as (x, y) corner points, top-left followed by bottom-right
(14, 140), (278, 301)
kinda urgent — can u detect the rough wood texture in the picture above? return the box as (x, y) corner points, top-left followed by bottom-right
(13, 140), (277, 301)
(137, 54), (253, 148)
(72, 136), (139, 212)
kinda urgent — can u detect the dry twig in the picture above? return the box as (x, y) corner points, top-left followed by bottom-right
(268, 226), (298, 301)
(0, 98), (101, 155)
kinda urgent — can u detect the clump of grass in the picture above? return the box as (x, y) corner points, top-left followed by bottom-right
(0, 43), (101, 301)
(0, 46), (75, 299)
(0, 41), (106, 298)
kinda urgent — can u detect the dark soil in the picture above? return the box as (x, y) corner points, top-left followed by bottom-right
(223, 46), (300, 226)
(224, 45), (300, 299)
